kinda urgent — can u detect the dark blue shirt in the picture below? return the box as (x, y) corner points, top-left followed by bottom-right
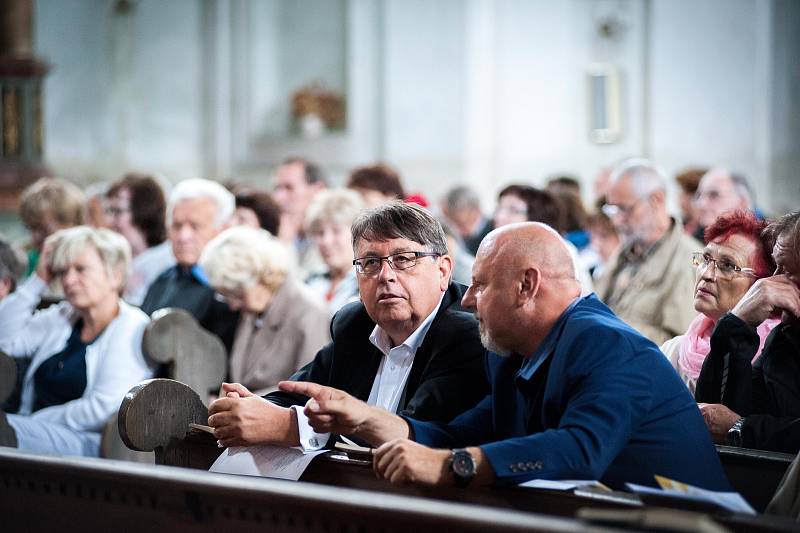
(33, 320), (88, 411)
(140, 264), (239, 354)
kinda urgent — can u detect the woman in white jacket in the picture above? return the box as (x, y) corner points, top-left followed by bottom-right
(0, 226), (152, 456)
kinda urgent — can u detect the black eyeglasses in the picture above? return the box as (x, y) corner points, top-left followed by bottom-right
(601, 199), (642, 218)
(353, 251), (440, 275)
(694, 189), (724, 202)
(691, 252), (757, 280)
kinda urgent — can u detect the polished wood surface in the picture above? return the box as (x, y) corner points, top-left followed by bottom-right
(0, 447), (626, 533)
(116, 378), (799, 532)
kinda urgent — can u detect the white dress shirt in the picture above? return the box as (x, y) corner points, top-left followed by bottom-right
(292, 293), (445, 451)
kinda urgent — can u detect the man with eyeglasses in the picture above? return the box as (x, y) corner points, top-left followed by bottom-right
(696, 210), (800, 453)
(277, 223), (730, 491)
(207, 201), (488, 450)
(595, 158), (701, 345)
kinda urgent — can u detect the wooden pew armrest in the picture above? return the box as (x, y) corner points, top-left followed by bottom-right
(118, 378), (210, 454)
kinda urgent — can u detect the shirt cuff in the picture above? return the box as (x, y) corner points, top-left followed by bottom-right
(290, 405), (330, 452)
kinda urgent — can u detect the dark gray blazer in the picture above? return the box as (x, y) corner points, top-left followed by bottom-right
(266, 282), (489, 424)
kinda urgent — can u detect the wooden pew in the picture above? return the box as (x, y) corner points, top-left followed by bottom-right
(716, 445), (795, 513)
(117, 379), (799, 532)
(0, 447), (625, 533)
(140, 307), (227, 397)
(101, 308), (227, 461)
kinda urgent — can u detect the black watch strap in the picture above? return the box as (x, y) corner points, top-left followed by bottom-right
(450, 448), (476, 487)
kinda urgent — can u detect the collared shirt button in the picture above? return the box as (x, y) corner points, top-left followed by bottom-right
(309, 438), (318, 447)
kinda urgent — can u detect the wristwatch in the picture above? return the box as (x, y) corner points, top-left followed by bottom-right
(726, 417), (745, 447)
(449, 448), (476, 487)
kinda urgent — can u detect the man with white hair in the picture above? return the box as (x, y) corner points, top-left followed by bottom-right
(279, 223), (730, 491)
(441, 185), (492, 256)
(694, 168), (755, 231)
(141, 178), (239, 352)
(595, 158), (701, 345)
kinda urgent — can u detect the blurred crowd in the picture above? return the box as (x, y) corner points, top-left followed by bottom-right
(0, 156), (797, 461)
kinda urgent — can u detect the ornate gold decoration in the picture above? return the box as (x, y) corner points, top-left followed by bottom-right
(2, 87), (21, 156)
(291, 81), (346, 131)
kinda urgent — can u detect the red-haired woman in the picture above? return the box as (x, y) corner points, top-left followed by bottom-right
(661, 210), (779, 395)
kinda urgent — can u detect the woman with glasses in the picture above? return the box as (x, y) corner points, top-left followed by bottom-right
(105, 173), (175, 306)
(493, 184), (594, 295)
(660, 210), (779, 395)
(199, 226), (331, 395)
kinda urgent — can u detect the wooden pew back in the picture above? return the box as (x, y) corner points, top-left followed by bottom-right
(117, 378), (800, 532)
(101, 308), (227, 461)
(716, 445), (795, 512)
(141, 307), (227, 397)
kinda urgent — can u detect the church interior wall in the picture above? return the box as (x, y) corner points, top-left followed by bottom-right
(32, 0), (798, 214)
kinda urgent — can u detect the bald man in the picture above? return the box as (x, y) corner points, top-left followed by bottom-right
(281, 223), (730, 491)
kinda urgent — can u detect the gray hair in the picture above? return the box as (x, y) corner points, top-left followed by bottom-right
(46, 226), (131, 292)
(443, 185), (481, 212)
(609, 157), (667, 199)
(305, 188), (365, 234)
(168, 178), (235, 228)
(351, 201), (448, 255)
(199, 226), (295, 293)
(730, 173), (755, 209)
(19, 176), (86, 229)
(764, 209), (800, 270)
(0, 237), (26, 291)
(281, 157), (327, 186)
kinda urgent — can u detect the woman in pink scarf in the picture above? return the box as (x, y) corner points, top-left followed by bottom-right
(661, 210), (779, 395)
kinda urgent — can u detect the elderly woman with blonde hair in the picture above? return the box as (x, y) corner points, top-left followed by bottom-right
(0, 226), (153, 456)
(200, 226), (331, 395)
(19, 177), (86, 276)
(305, 188), (365, 314)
